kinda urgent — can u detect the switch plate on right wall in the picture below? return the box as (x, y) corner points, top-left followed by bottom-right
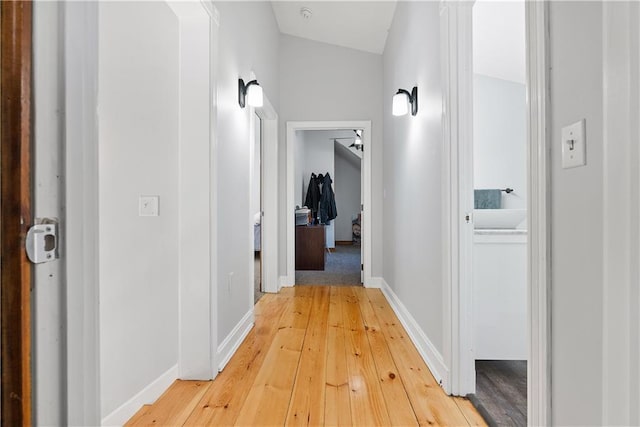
(561, 119), (586, 169)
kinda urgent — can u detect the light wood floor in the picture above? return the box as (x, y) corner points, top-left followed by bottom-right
(126, 286), (486, 426)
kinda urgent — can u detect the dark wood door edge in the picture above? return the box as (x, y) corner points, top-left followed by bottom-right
(1, 1), (33, 426)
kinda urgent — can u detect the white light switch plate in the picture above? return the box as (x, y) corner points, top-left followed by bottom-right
(139, 196), (159, 216)
(561, 119), (586, 169)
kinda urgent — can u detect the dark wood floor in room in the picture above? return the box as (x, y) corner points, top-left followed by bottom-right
(471, 360), (527, 426)
(126, 286), (486, 426)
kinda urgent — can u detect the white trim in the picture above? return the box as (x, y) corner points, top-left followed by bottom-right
(171, 0), (217, 380)
(101, 364), (179, 427)
(525, 1), (551, 425)
(204, 0), (221, 380)
(367, 277), (384, 289)
(253, 94), (279, 294)
(280, 275), (294, 288)
(440, 0), (475, 397)
(285, 121), (373, 287)
(216, 309), (255, 372)
(440, 1), (453, 399)
(64, 2), (101, 425)
(380, 279), (449, 389)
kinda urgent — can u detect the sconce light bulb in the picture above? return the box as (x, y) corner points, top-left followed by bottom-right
(392, 91), (410, 116)
(246, 83), (263, 107)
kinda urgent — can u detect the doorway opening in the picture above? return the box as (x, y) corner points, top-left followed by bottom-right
(252, 113), (264, 303)
(293, 129), (363, 286)
(285, 121), (373, 288)
(442, 0), (549, 424)
(249, 90), (278, 302)
(467, 1), (528, 424)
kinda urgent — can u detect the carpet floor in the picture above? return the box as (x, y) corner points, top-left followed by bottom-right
(296, 244), (362, 286)
(254, 245), (362, 304)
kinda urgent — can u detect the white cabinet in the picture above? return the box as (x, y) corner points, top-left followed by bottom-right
(473, 231), (527, 360)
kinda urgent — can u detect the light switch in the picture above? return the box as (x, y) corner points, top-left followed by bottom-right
(561, 119), (586, 169)
(139, 196), (159, 216)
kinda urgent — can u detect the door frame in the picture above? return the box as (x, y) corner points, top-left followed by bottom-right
(523, 3), (551, 423)
(251, 92), (279, 295)
(1, 2), (33, 425)
(441, 0), (550, 424)
(63, 2), (101, 424)
(174, 0), (220, 380)
(284, 120), (373, 288)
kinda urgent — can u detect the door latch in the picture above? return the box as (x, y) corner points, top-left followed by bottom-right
(26, 221), (59, 264)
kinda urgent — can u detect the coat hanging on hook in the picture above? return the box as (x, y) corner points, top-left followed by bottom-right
(319, 173), (337, 225)
(304, 173), (321, 220)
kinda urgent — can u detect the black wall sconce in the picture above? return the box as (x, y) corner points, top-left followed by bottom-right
(392, 86), (418, 116)
(238, 78), (263, 108)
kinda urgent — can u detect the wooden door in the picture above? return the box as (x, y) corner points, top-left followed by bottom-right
(1, 1), (33, 425)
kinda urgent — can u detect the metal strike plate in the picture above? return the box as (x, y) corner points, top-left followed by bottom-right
(26, 222), (58, 264)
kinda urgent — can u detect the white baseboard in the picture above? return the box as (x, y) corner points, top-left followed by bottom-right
(380, 278), (450, 391)
(216, 308), (254, 372)
(366, 276), (383, 289)
(101, 364), (178, 426)
(279, 275), (294, 288)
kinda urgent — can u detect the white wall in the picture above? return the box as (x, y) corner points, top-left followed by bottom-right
(215, 1), (280, 344)
(473, 75), (527, 209)
(279, 35), (383, 276)
(334, 144), (361, 241)
(549, 2), (640, 425)
(99, 2), (181, 418)
(600, 3), (640, 424)
(294, 130), (306, 207)
(548, 3), (604, 424)
(382, 1), (444, 351)
(472, 0), (525, 84)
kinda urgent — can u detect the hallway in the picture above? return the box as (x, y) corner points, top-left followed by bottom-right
(126, 286), (485, 426)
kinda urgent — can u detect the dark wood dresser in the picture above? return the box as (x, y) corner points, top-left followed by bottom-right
(295, 225), (325, 270)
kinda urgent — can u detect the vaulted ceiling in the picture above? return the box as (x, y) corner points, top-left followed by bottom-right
(270, 1), (398, 54)
(271, 0), (525, 83)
